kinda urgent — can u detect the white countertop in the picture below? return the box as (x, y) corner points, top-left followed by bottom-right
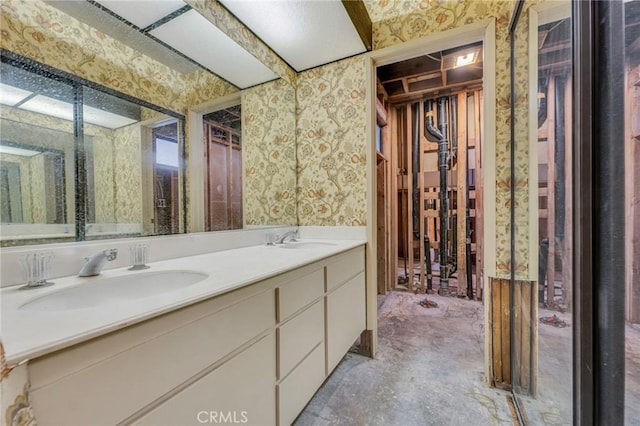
(0, 239), (365, 364)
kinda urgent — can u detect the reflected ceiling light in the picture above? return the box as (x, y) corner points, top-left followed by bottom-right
(0, 144), (41, 157)
(19, 95), (73, 121)
(0, 82), (32, 106)
(17, 93), (139, 129)
(84, 105), (138, 129)
(150, 10), (278, 88)
(94, 0), (186, 29)
(219, 0), (366, 71)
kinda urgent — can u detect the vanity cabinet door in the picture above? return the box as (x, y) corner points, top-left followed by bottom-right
(135, 333), (276, 426)
(326, 272), (366, 374)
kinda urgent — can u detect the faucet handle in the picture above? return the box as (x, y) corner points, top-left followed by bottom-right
(104, 249), (118, 261)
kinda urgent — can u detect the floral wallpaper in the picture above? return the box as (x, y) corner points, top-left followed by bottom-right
(185, 0), (297, 86)
(112, 124), (142, 226)
(364, 0), (541, 279)
(296, 56), (368, 226)
(243, 79), (297, 225)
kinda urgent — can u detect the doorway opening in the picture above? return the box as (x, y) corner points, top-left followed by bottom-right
(376, 41), (484, 298)
(202, 105), (243, 231)
(152, 121), (180, 235)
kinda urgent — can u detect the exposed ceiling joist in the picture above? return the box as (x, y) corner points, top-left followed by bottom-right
(341, 0), (373, 51)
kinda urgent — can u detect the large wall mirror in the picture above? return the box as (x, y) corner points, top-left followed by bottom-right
(0, 54), (186, 246)
(0, 0), (299, 247)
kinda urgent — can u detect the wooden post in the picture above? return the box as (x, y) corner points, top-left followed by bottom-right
(419, 101), (426, 292)
(546, 78), (556, 309)
(456, 92), (468, 297)
(474, 91), (484, 300)
(377, 153), (387, 295)
(389, 106), (399, 292)
(405, 104), (414, 291)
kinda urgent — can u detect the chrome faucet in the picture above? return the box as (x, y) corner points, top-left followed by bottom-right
(79, 249), (118, 277)
(275, 228), (298, 244)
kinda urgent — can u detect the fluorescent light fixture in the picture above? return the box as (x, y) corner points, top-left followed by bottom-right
(19, 95), (73, 121)
(0, 144), (41, 157)
(94, 0), (186, 29)
(219, 0), (366, 71)
(16, 94), (138, 129)
(150, 10), (278, 88)
(0, 82), (32, 106)
(455, 52), (478, 68)
(84, 105), (138, 129)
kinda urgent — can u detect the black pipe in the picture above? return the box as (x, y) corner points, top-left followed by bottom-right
(425, 233), (433, 293)
(425, 97), (450, 295)
(412, 102), (420, 240)
(554, 75), (566, 242)
(450, 213), (458, 277)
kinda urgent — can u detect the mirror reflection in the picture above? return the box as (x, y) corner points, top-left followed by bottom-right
(0, 59), (185, 246)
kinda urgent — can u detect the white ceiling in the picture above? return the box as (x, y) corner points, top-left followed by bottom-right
(149, 9), (278, 88)
(219, 0), (367, 72)
(49, 0), (369, 87)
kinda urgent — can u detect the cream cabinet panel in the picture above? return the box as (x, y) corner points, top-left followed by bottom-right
(326, 246), (365, 291)
(277, 267), (324, 321)
(30, 289), (275, 426)
(326, 272), (366, 373)
(277, 343), (325, 426)
(136, 333), (276, 426)
(278, 300), (324, 379)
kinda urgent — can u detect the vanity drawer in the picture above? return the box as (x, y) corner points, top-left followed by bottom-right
(325, 246), (365, 291)
(135, 333), (276, 426)
(277, 342), (325, 426)
(277, 300), (324, 379)
(30, 289), (275, 426)
(277, 267), (324, 321)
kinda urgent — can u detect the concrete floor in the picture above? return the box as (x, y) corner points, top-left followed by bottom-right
(294, 291), (640, 426)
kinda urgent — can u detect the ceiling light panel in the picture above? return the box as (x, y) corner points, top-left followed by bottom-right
(83, 105), (138, 129)
(0, 145), (41, 158)
(149, 10), (278, 88)
(19, 95), (73, 122)
(220, 0), (366, 71)
(0, 82), (32, 106)
(93, 0), (187, 29)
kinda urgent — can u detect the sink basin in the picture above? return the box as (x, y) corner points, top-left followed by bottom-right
(20, 270), (208, 311)
(278, 241), (336, 250)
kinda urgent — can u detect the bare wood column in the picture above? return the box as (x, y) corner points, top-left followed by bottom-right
(405, 104), (414, 291)
(546, 78), (556, 308)
(474, 91), (484, 300)
(456, 92), (468, 297)
(562, 77), (573, 309)
(418, 101), (426, 292)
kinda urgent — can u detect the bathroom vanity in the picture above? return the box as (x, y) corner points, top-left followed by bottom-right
(1, 241), (366, 425)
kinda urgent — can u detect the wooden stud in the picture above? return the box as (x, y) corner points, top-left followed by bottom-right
(419, 100), (426, 292)
(500, 279), (511, 385)
(389, 107), (399, 292)
(491, 278), (503, 385)
(405, 104), (414, 291)
(546, 78), (556, 309)
(474, 91), (484, 300)
(377, 153), (387, 295)
(456, 92), (468, 297)
(513, 280), (522, 390)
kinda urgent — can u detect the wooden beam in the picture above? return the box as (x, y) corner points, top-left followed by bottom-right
(389, 81), (483, 104)
(389, 106), (399, 292)
(456, 92), (468, 297)
(375, 98), (387, 127)
(562, 76), (573, 310)
(419, 100), (426, 292)
(341, 0), (372, 51)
